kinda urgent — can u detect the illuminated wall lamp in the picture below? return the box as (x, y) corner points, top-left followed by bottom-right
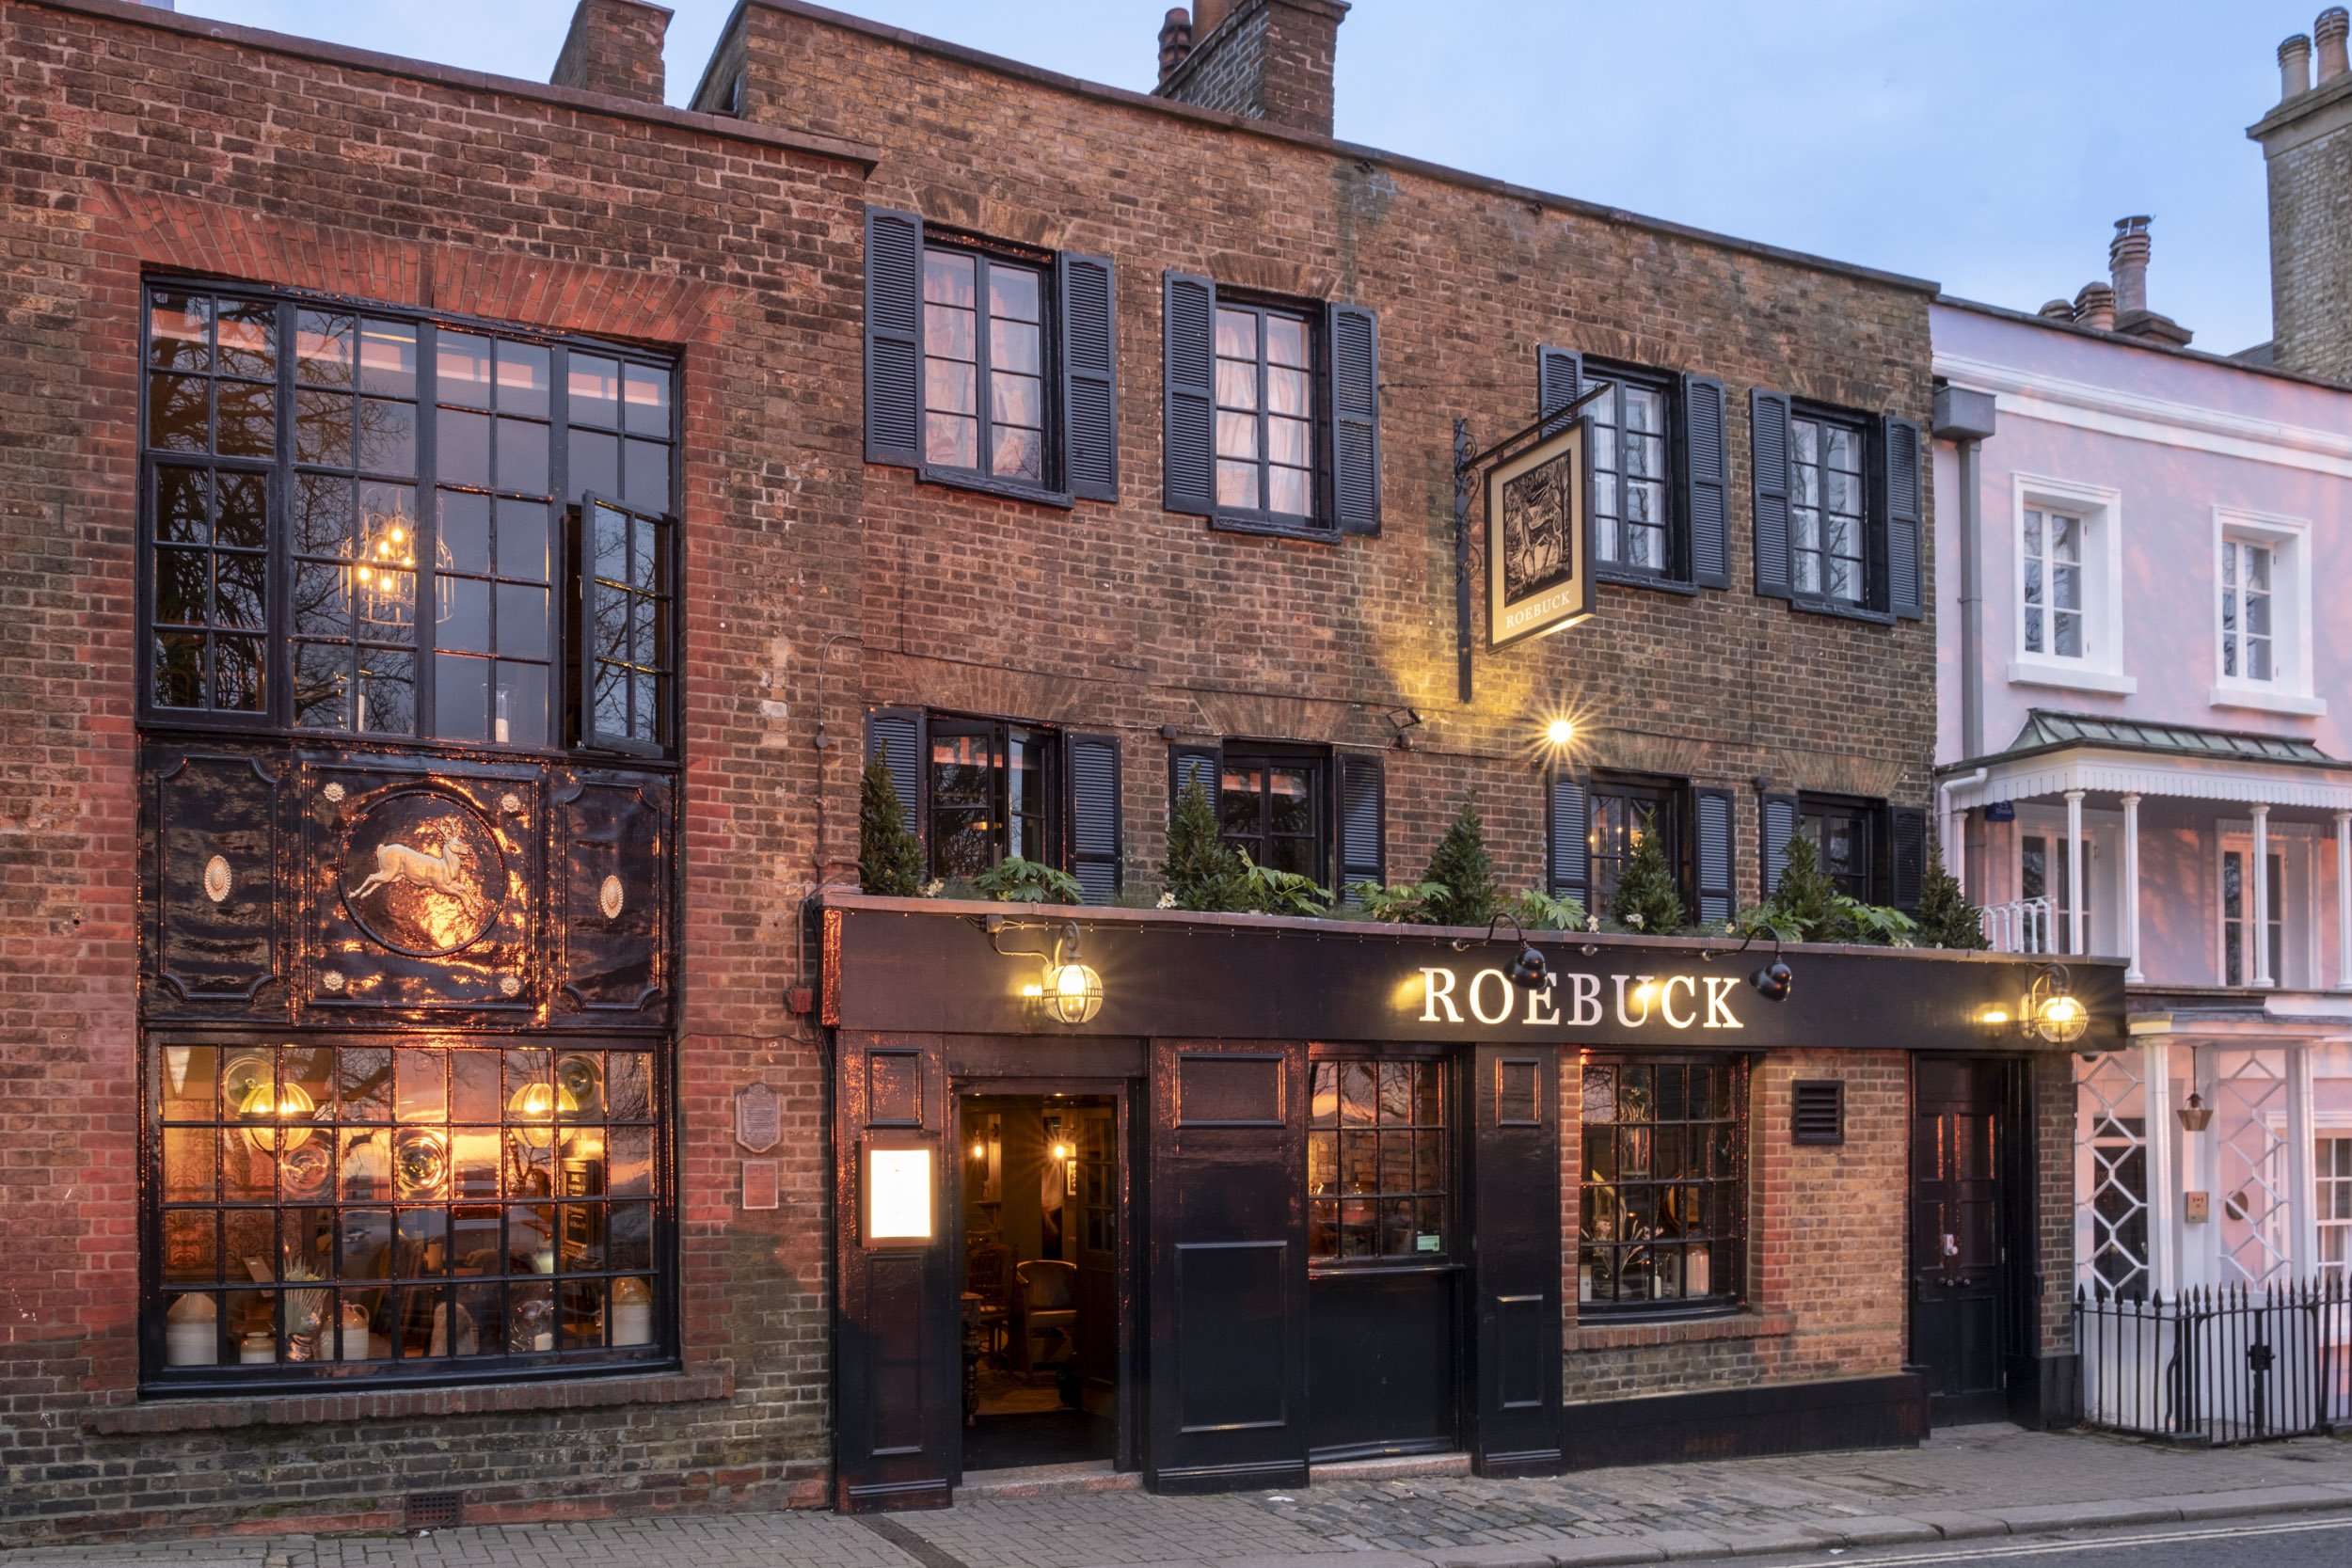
(2026, 964), (2089, 1047)
(1000, 918), (1104, 1024)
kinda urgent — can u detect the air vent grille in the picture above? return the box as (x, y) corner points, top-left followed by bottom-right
(405, 1492), (463, 1531)
(1791, 1080), (1845, 1146)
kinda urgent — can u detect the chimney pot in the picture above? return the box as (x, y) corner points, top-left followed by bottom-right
(2038, 298), (2076, 321)
(1158, 8), (1193, 84)
(2108, 214), (2153, 318)
(2319, 8), (2349, 81)
(2281, 33), (2314, 100)
(2073, 281), (2117, 332)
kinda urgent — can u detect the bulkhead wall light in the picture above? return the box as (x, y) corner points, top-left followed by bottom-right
(1698, 928), (1793, 1003)
(1454, 912), (1551, 991)
(992, 915), (1105, 1025)
(2026, 964), (2089, 1047)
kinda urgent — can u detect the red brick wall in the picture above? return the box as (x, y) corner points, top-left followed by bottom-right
(728, 0), (1938, 911)
(0, 0), (869, 1543)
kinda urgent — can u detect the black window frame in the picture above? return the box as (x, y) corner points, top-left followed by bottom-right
(1786, 401), (1877, 617)
(135, 277), (681, 760)
(1578, 1052), (1748, 1319)
(921, 711), (1066, 885)
(1209, 293), (1325, 537)
(1582, 359), (1683, 589)
(1798, 792), (1883, 904)
(140, 1031), (676, 1392)
(915, 231), (1064, 505)
(1306, 1048), (1456, 1266)
(1586, 773), (1689, 924)
(1217, 741), (1331, 884)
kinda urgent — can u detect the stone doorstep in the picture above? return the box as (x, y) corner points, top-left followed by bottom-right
(953, 1460), (1142, 1499)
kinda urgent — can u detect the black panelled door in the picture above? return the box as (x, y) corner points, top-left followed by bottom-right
(1148, 1039), (1308, 1493)
(1910, 1055), (2014, 1426)
(1469, 1044), (1562, 1474)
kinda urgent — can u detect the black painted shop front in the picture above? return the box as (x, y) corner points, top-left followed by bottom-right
(818, 895), (2124, 1511)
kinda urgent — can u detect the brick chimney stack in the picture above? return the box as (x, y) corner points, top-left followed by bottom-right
(2249, 10), (2352, 375)
(1152, 0), (1350, 140)
(2108, 215), (2151, 317)
(1158, 8), (1194, 86)
(2072, 282), (2116, 332)
(551, 0), (671, 105)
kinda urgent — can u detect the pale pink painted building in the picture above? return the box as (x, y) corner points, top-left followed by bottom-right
(1931, 190), (2352, 1305)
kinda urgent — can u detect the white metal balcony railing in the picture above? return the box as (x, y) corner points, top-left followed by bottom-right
(1980, 895), (2058, 955)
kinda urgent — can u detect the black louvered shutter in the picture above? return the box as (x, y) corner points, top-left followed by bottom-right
(1163, 272), (1216, 515)
(1336, 753), (1386, 895)
(1682, 373), (1730, 590)
(1758, 792), (1800, 902)
(1548, 774), (1589, 908)
(864, 706), (928, 845)
(864, 207), (923, 468)
(1059, 253), (1118, 502)
(1750, 389), (1792, 600)
(1538, 345), (1582, 436)
(1327, 302), (1381, 535)
(1168, 742), (1221, 819)
(1882, 414), (1924, 620)
(1693, 786), (1736, 926)
(1890, 805), (1926, 913)
(1066, 732), (1122, 904)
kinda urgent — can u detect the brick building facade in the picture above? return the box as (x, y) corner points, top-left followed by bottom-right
(0, 0), (2116, 1542)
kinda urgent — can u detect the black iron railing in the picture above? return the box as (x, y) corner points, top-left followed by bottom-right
(2075, 1277), (2352, 1444)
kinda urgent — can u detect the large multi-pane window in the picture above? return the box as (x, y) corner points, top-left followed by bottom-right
(2319, 1137), (2352, 1288)
(1214, 302), (1316, 523)
(151, 1039), (662, 1378)
(2022, 508), (2084, 660)
(1579, 1055), (1744, 1314)
(1800, 797), (1877, 903)
(926, 717), (1059, 881)
(140, 282), (676, 752)
(922, 245), (1048, 484)
(1585, 370), (1671, 576)
(1788, 410), (1867, 607)
(2220, 538), (2275, 683)
(2222, 847), (2283, 987)
(1308, 1058), (1449, 1261)
(1588, 778), (1682, 920)
(1220, 746), (1326, 879)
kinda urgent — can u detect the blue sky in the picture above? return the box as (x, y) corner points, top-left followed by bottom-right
(182, 0), (2297, 354)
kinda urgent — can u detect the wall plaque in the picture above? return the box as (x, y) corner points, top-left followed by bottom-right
(735, 1081), (780, 1152)
(741, 1159), (779, 1211)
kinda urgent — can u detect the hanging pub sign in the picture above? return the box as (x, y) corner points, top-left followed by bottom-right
(1486, 415), (1594, 649)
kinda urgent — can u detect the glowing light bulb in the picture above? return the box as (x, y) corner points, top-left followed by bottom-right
(1052, 1143), (1073, 1161)
(1545, 718), (1575, 748)
(1057, 964), (1089, 999)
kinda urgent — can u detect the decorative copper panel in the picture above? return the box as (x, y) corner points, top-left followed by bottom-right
(1496, 1058), (1542, 1127)
(866, 1050), (924, 1128)
(553, 772), (670, 1016)
(1176, 1053), (1285, 1127)
(308, 758), (539, 1013)
(151, 751), (284, 1006)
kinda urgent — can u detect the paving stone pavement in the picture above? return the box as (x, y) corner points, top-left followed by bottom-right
(10, 1425), (2352, 1568)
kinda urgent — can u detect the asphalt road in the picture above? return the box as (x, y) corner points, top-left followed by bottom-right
(1745, 1515), (2352, 1568)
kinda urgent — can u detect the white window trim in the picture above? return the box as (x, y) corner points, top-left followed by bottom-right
(2008, 473), (2134, 695)
(2211, 507), (2323, 717)
(2216, 821), (2319, 989)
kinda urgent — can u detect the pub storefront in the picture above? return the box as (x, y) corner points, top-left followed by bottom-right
(821, 895), (2125, 1509)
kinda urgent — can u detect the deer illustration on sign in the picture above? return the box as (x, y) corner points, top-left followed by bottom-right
(350, 833), (476, 902)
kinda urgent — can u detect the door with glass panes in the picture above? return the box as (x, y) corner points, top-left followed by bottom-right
(1305, 1048), (1459, 1460)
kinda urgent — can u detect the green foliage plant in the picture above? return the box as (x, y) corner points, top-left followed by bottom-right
(1162, 778), (1247, 911)
(1422, 792), (1500, 927)
(858, 754), (924, 896)
(1347, 880), (1450, 924)
(1607, 809), (1686, 936)
(970, 856), (1085, 905)
(1233, 853), (1332, 918)
(1915, 847), (1990, 950)
(1509, 889), (1589, 931)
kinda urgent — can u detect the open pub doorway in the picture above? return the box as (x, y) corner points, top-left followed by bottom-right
(957, 1091), (1121, 1473)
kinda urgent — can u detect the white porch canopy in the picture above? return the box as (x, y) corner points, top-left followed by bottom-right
(1938, 711), (2352, 987)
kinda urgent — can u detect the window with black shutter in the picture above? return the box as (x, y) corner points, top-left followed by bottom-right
(1587, 775), (1685, 921)
(1749, 390), (1923, 622)
(1539, 355), (1725, 594)
(1548, 774), (1590, 910)
(1162, 276), (1379, 540)
(863, 707), (1121, 903)
(1797, 793), (1882, 903)
(1219, 744), (1328, 881)
(863, 206), (1116, 508)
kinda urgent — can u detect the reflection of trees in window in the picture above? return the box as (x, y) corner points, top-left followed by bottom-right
(925, 719), (1055, 881)
(1308, 1058), (1448, 1261)
(584, 499), (670, 753)
(1219, 748), (1325, 879)
(1580, 1055), (1744, 1313)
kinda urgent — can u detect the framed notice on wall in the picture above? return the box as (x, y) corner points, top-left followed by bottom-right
(1486, 418), (1594, 649)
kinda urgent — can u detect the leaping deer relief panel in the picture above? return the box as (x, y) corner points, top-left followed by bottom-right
(311, 763), (539, 1013)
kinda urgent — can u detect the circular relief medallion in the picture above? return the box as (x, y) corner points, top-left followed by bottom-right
(202, 854), (232, 904)
(499, 974), (523, 998)
(322, 782), (346, 804)
(500, 792), (523, 816)
(598, 874), (626, 921)
(320, 970), (347, 993)
(339, 792), (507, 958)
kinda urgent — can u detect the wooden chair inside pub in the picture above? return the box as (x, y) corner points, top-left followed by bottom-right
(1012, 1258), (1076, 1379)
(964, 1241), (1011, 1361)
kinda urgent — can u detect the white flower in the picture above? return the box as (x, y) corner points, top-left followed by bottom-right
(1585, 914), (1600, 933)
(1626, 911), (1645, 930)
(921, 879), (945, 898)
(1155, 891), (1178, 910)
